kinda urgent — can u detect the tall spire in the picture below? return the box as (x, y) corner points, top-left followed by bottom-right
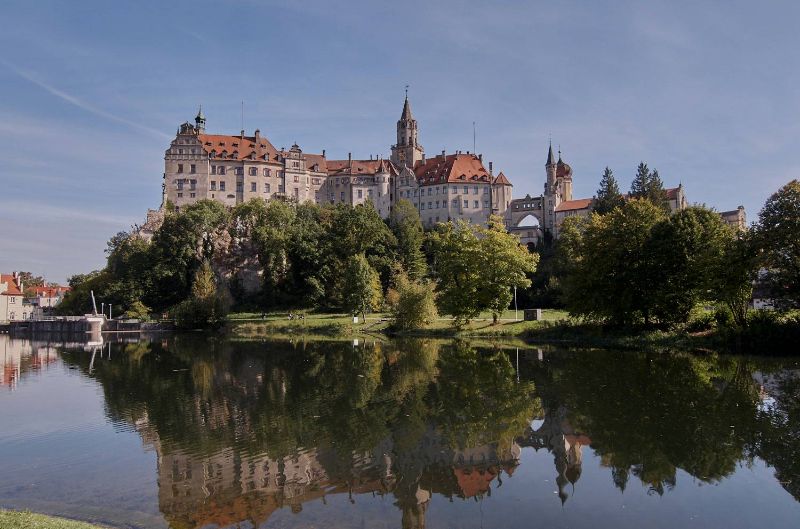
(547, 141), (555, 166)
(401, 94), (413, 121)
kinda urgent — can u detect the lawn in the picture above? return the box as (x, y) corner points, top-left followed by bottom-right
(227, 309), (570, 338)
(0, 510), (104, 529)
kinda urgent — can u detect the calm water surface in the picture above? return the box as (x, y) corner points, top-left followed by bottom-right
(0, 334), (798, 529)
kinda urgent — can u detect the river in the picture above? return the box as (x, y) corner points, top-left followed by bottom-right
(0, 334), (798, 528)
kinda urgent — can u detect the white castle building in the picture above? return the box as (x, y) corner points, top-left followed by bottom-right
(161, 96), (513, 226)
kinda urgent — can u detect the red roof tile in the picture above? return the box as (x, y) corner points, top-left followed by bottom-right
(413, 153), (492, 185)
(199, 133), (279, 162)
(555, 198), (593, 212)
(0, 274), (22, 296)
(327, 159), (398, 177)
(493, 171), (512, 186)
(32, 286), (70, 297)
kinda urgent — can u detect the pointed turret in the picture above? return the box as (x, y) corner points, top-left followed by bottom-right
(194, 105), (206, 132)
(401, 95), (413, 121)
(547, 142), (555, 166)
(391, 91), (424, 169)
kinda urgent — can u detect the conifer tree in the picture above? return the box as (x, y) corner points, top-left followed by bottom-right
(630, 162), (651, 199)
(593, 167), (624, 215)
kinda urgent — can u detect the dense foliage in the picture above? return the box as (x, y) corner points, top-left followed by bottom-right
(59, 199), (537, 329)
(755, 179), (800, 309)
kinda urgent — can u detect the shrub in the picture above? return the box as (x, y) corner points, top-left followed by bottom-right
(124, 300), (151, 320)
(686, 311), (715, 333)
(390, 273), (438, 331)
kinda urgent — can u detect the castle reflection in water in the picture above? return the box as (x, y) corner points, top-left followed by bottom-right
(4, 334), (798, 529)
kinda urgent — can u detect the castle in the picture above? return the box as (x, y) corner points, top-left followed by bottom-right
(158, 95), (746, 244)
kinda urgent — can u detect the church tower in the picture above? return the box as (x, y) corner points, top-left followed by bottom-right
(390, 93), (424, 169)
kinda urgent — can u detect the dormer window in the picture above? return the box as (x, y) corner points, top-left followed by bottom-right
(210, 150), (216, 158)
(232, 151), (238, 159)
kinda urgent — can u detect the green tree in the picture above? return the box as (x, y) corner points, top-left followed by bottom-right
(430, 216), (538, 325)
(630, 162), (668, 211)
(630, 162), (651, 199)
(646, 207), (736, 324)
(560, 199), (668, 324)
(150, 200), (230, 310)
(388, 199), (427, 280)
(124, 300), (152, 320)
(173, 260), (228, 329)
(390, 270), (438, 331)
(756, 179), (800, 308)
(478, 216), (539, 323)
(593, 167), (624, 215)
(342, 254), (383, 320)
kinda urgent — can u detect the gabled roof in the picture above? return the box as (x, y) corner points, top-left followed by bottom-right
(0, 274), (22, 296)
(199, 133), (279, 162)
(326, 159), (399, 177)
(413, 153), (492, 185)
(493, 172), (512, 186)
(32, 286), (70, 298)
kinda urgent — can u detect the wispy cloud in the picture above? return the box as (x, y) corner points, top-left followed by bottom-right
(0, 58), (170, 140)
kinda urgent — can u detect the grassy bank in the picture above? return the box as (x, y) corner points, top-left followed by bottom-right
(0, 510), (104, 529)
(226, 309), (798, 354)
(227, 309), (570, 340)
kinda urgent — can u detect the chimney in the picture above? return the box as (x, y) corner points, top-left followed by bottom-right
(255, 129), (260, 142)
(240, 129), (245, 139)
(479, 154), (482, 162)
(422, 153), (426, 163)
(441, 149), (445, 158)
(322, 149), (326, 157)
(489, 161), (493, 175)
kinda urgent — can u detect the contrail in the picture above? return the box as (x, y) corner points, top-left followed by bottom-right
(0, 58), (171, 140)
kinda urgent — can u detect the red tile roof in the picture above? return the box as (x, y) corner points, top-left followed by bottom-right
(199, 133), (279, 162)
(0, 274), (22, 296)
(555, 198), (593, 212)
(493, 171), (512, 186)
(327, 159), (398, 177)
(413, 153), (492, 186)
(32, 286), (70, 298)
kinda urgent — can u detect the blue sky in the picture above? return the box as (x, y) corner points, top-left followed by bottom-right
(1, 0), (798, 283)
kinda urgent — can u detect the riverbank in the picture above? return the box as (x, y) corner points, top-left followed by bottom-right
(226, 310), (799, 354)
(226, 310), (714, 351)
(0, 510), (105, 529)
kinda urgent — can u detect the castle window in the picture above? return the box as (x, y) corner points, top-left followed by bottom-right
(463, 200), (468, 208)
(211, 166), (217, 175)
(235, 167), (243, 176)
(178, 149), (184, 154)
(177, 164), (184, 173)
(220, 181), (226, 191)
(358, 189), (363, 198)
(249, 167), (257, 176)
(251, 182), (257, 192)
(463, 186), (468, 194)
(474, 200), (479, 208)
(435, 200), (440, 208)
(190, 180), (196, 190)
(420, 203), (425, 210)
(210, 151), (216, 159)
(211, 181), (216, 190)
(340, 191), (345, 200)
(190, 193), (196, 198)
(190, 164), (196, 174)
(484, 200), (489, 207)
(473, 186), (478, 194)
(177, 192), (183, 198)
(265, 183), (270, 193)
(484, 187), (489, 194)
(428, 201), (432, 209)
(264, 168), (270, 177)
(176, 180), (184, 190)
(236, 182), (243, 192)
(219, 166), (226, 175)
(293, 175), (299, 183)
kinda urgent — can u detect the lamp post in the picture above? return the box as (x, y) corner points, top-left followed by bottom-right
(514, 286), (518, 321)
(109, 304), (112, 320)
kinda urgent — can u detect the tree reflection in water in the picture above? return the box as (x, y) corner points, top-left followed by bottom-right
(59, 338), (800, 528)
